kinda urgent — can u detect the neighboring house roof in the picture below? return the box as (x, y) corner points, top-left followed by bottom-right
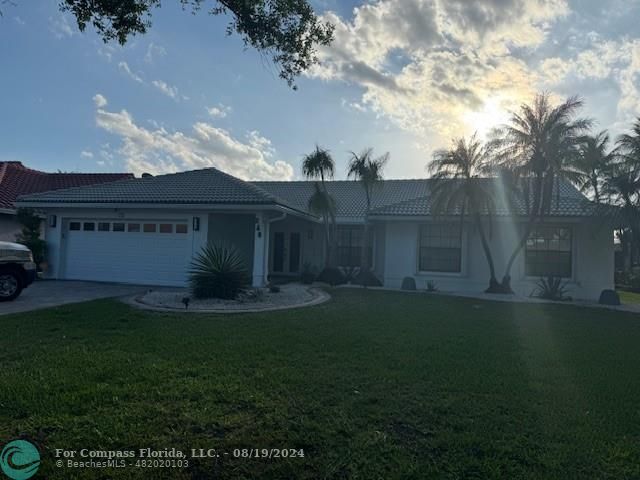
(17, 167), (310, 216)
(17, 166), (608, 220)
(0, 161), (132, 211)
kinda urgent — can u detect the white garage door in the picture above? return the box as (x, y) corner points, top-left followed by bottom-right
(63, 219), (192, 286)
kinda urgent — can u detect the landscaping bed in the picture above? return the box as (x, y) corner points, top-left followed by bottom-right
(132, 283), (328, 312)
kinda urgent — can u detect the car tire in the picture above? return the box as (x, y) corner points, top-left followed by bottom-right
(0, 268), (23, 302)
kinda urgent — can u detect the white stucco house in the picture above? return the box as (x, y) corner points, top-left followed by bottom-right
(16, 167), (615, 300)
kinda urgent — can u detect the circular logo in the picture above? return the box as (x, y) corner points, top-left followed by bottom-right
(0, 440), (40, 480)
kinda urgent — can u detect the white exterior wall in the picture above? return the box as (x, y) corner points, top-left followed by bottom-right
(38, 205), (614, 299)
(383, 217), (614, 301)
(41, 207), (209, 284)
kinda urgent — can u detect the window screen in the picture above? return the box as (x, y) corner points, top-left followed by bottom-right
(525, 226), (572, 277)
(336, 226), (372, 267)
(419, 223), (462, 273)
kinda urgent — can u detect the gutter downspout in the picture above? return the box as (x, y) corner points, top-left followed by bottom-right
(263, 211), (287, 283)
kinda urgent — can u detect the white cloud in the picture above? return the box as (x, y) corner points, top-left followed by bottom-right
(93, 96), (293, 180)
(152, 80), (180, 100)
(341, 98), (367, 113)
(144, 43), (167, 63)
(206, 104), (232, 118)
(14, 16), (25, 26)
(80, 150), (94, 159)
(310, 0), (570, 148)
(118, 61), (144, 84)
(93, 94), (108, 108)
(49, 15), (74, 39)
(540, 38), (640, 128)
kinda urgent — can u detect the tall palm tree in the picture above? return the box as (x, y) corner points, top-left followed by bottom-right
(489, 93), (592, 291)
(572, 130), (614, 203)
(429, 135), (500, 291)
(308, 183), (337, 267)
(616, 117), (640, 162)
(302, 146), (336, 267)
(603, 162), (640, 269)
(302, 145), (335, 184)
(347, 148), (388, 273)
(608, 118), (640, 267)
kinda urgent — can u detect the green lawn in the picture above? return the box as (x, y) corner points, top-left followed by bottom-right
(1, 290), (639, 479)
(618, 289), (640, 304)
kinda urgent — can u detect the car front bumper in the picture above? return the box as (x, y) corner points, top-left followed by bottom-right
(23, 262), (37, 287)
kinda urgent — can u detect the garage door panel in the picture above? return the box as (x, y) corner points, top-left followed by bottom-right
(64, 220), (192, 286)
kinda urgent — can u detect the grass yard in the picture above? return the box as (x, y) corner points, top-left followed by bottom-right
(618, 289), (640, 304)
(1, 289), (639, 479)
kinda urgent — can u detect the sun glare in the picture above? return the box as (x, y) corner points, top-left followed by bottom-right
(463, 97), (511, 140)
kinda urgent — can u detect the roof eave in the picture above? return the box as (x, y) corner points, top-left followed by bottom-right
(14, 199), (318, 220)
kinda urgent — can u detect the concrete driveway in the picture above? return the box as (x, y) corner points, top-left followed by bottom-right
(1, 280), (150, 315)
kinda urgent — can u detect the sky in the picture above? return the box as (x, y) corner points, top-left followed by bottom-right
(1, 0), (639, 181)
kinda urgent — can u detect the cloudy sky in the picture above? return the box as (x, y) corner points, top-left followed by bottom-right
(1, 1), (639, 180)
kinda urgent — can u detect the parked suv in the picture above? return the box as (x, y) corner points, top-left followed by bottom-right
(0, 241), (37, 301)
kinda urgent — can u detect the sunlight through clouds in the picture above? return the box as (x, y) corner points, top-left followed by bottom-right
(311, 0), (570, 158)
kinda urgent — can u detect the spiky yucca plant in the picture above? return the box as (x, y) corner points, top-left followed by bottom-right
(189, 243), (250, 299)
(533, 276), (571, 301)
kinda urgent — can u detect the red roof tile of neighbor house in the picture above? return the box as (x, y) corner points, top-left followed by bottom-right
(0, 161), (133, 211)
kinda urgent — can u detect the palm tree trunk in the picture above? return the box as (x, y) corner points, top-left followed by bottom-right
(500, 175), (545, 292)
(361, 217), (370, 271)
(474, 214), (499, 292)
(323, 213), (332, 269)
(361, 190), (371, 272)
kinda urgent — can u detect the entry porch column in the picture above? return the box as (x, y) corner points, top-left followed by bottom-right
(252, 212), (270, 287)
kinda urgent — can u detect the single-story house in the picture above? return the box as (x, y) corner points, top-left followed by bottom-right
(16, 167), (615, 300)
(0, 161), (132, 241)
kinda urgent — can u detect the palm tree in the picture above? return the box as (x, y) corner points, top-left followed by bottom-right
(572, 131), (614, 203)
(608, 118), (640, 268)
(347, 148), (388, 275)
(429, 135), (500, 292)
(302, 145), (335, 184)
(302, 146), (336, 267)
(308, 182), (337, 267)
(603, 162), (640, 269)
(616, 117), (640, 162)
(489, 93), (592, 291)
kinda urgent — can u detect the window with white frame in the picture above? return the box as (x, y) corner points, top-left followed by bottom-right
(525, 226), (572, 278)
(418, 223), (462, 273)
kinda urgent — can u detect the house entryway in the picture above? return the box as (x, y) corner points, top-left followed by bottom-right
(272, 231), (302, 275)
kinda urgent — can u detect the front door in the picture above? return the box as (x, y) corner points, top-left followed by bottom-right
(289, 232), (301, 273)
(273, 232), (285, 272)
(272, 231), (301, 274)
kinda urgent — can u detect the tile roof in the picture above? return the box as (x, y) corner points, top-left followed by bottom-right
(256, 178), (606, 218)
(18, 166), (608, 219)
(253, 179), (430, 219)
(367, 178), (605, 217)
(0, 162), (132, 210)
(17, 167), (308, 213)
